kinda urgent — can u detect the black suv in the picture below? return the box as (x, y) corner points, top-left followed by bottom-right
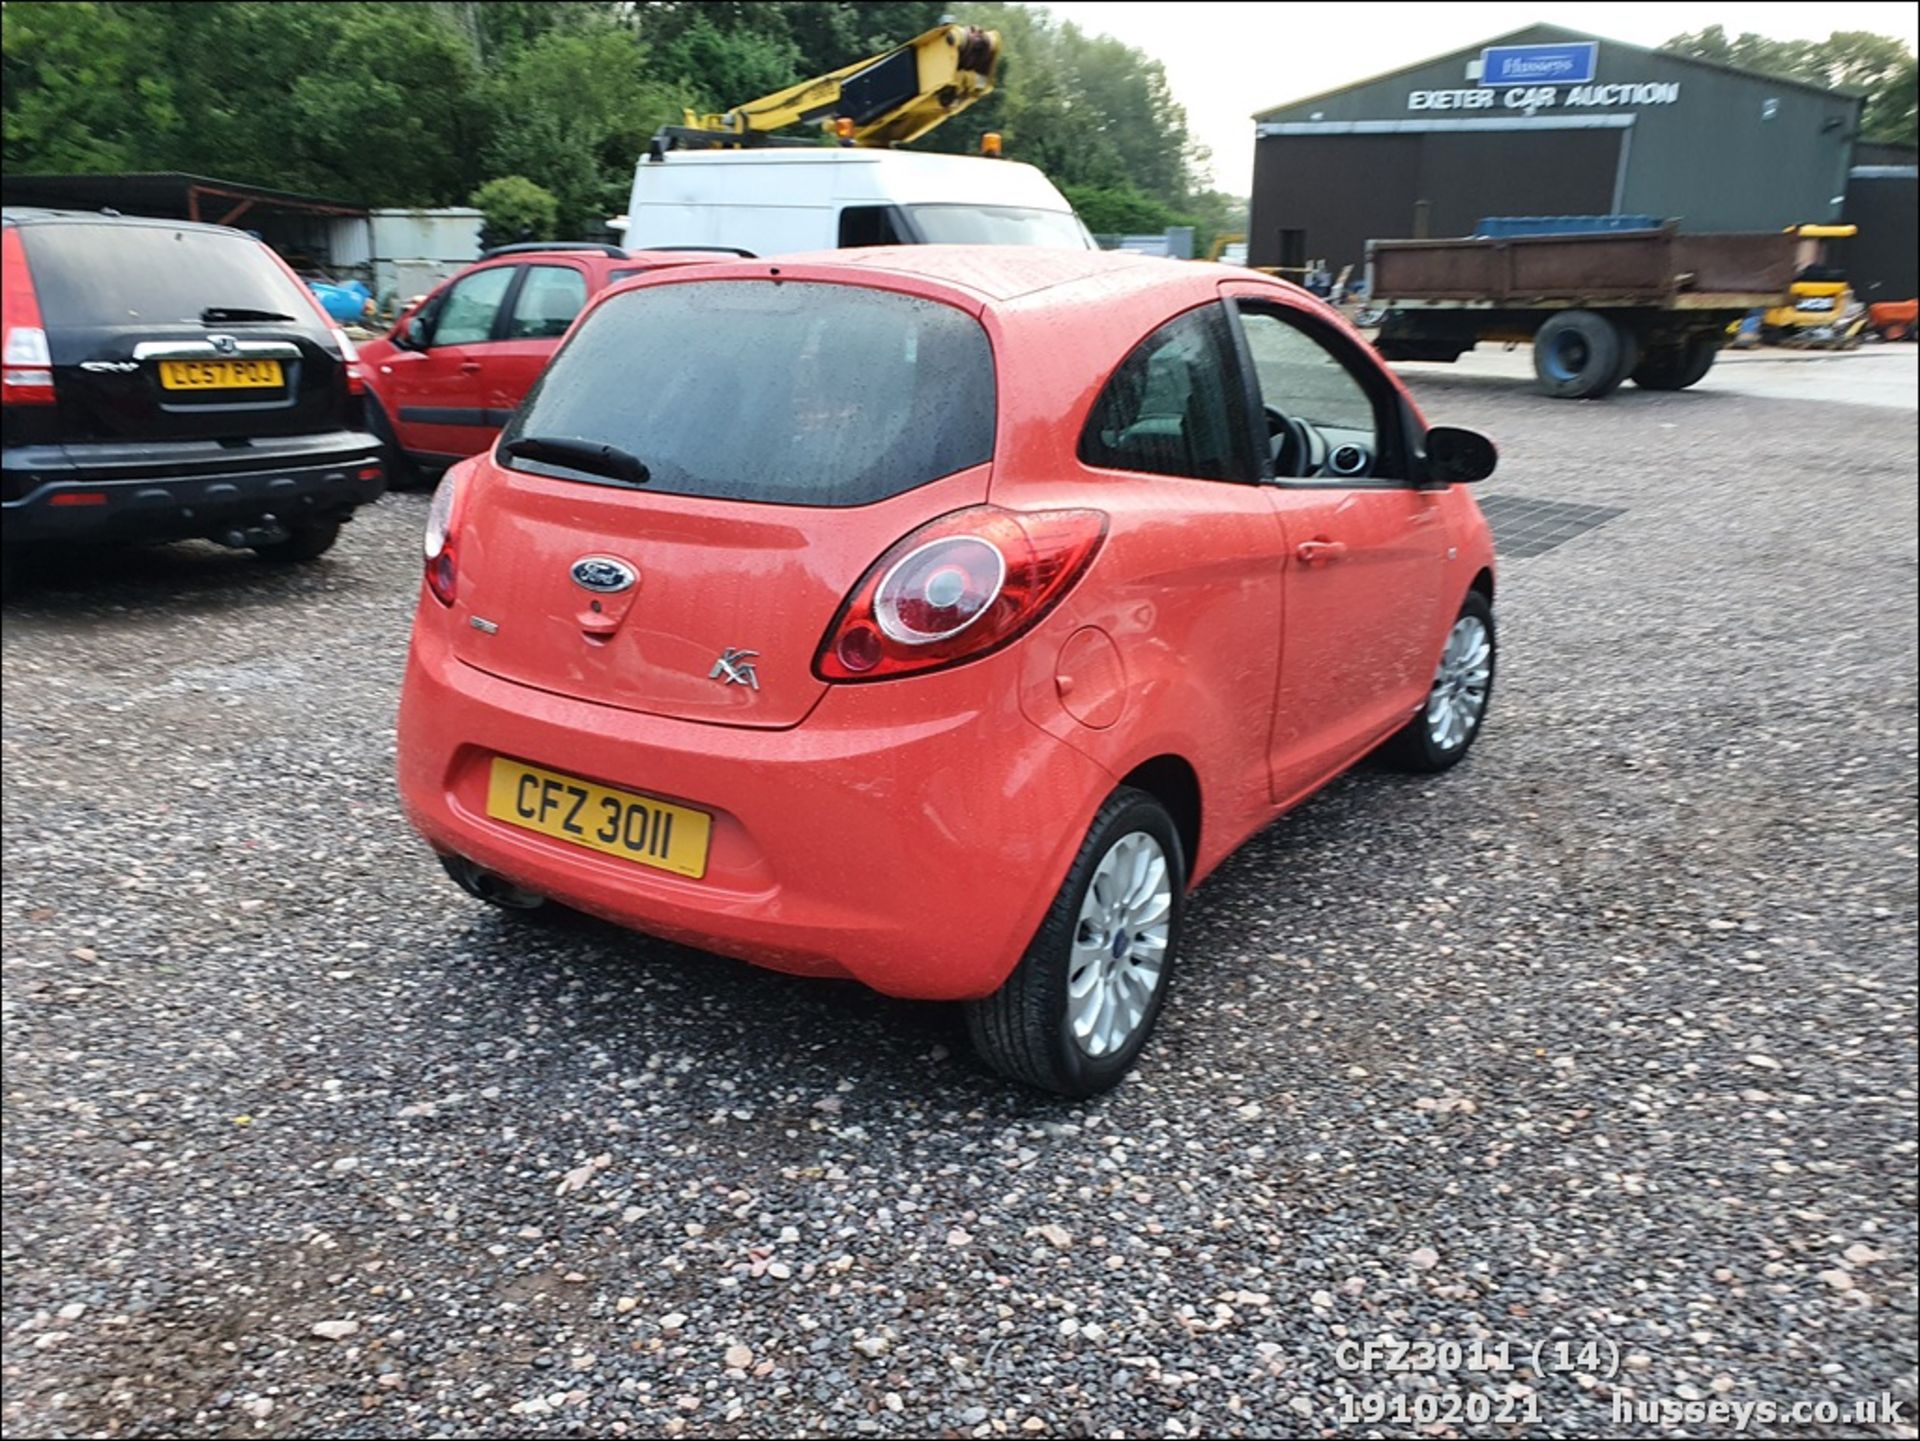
(2, 208), (384, 590)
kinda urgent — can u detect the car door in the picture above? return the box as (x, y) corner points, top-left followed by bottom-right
(1222, 287), (1456, 806)
(483, 262), (591, 433)
(1063, 301), (1290, 822)
(380, 263), (519, 461)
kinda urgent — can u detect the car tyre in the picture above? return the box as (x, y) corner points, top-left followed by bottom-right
(965, 787), (1185, 1097)
(1380, 589), (1496, 773)
(1533, 310), (1629, 399)
(253, 518), (341, 564)
(365, 396), (423, 491)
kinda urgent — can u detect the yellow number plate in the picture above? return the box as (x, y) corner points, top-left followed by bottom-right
(158, 358), (284, 390)
(485, 757), (711, 879)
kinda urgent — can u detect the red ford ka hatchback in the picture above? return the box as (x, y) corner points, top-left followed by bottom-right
(396, 248), (1498, 1095)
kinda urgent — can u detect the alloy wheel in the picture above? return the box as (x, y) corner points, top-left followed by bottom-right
(1067, 832), (1173, 1057)
(1426, 614), (1492, 752)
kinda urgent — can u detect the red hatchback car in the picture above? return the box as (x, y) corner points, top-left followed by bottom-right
(357, 244), (726, 480)
(395, 248), (1498, 1095)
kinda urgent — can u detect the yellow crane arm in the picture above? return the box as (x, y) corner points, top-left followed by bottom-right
(679, 24), (1000, 148)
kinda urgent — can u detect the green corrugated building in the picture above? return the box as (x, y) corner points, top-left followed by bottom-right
(1249, 24), (1867, 277)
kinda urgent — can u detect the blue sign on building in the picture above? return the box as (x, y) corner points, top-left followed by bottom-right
(1480, 42), (1598, 87)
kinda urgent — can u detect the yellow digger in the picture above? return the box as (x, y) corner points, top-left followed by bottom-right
(661, 23), (1000, 150)
(1756, 223), (1871, 348)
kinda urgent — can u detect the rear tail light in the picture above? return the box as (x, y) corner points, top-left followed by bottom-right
(331, 327), (367, 396)
(2, 227), (55, 407)
(2, 327), (54, 406)
(816, 505), (1107, 682)
(423, 468), (463, 605)
(260, 242), (366, 397)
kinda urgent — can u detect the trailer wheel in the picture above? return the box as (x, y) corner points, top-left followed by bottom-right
(1533, 310), (1628, 399)
(1608, 324), (1641, 395)
(1631, 334), (1719, 391)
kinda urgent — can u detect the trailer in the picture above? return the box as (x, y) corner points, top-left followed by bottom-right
(1367, 222), (1798, 398)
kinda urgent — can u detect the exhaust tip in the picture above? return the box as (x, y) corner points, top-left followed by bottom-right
(438, 854), (546, 911)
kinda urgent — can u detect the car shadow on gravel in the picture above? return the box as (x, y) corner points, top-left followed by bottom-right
(426, 898), (1078, 1117)
(3, 540), (374, 621)
(410, 764), (1463, 1115)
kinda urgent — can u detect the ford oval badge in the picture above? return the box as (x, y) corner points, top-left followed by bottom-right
(570, 556), (637, 594)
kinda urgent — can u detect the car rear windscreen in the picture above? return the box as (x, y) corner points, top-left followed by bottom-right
(20, 222), (318, 328)
(500, 281), (995, 507)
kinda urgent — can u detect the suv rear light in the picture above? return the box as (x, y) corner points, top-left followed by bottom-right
(423, 468), (463, 605)
(2, 228), (55, 407)
(331, 327), (367, 396)
(816, 505), (1107, 682)
(261, 242), (366, 397)
(2, 327), (54, 406)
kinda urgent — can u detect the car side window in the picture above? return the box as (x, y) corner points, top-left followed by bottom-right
(1237, 308), (1379, 438)
(506, 265), (589, 340)
(839, 205), (908, 247)
(1078, 304), (1254, 482)
(430, 266), (516, 347)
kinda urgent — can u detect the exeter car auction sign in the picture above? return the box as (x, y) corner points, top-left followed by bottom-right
(1408, 82), (1682, 112)
(1407, 42), (1680, 114)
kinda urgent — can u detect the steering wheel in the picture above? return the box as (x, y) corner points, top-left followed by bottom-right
(1265, 404), (1312, 478)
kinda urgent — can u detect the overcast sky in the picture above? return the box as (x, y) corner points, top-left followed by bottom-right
(1038, 1), (1920, 194)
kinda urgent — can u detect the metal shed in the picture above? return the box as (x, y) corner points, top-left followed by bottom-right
(1247, 24), (1863, 274)
(1845, 142), (1919, 301)
(0, 171), (369, 272)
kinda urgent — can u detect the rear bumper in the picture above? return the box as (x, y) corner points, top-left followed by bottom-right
(395, 602), (1115, 1001)
(2, 430), (385, 546)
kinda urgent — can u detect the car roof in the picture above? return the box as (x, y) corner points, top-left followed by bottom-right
(464, 248), (723, 270)
(1, 206), (248, 239)
(704, 245), (1242, 306)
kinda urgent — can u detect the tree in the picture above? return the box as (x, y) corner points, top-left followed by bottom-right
(472, 176), (559, 246)
(3, 0), (1242, 229)
(635, 3), (946, 81)
(1854, 47), (1917, 145)
(480, 22), (690, 236)
(286, 5), (487, 205)
(652, 17), (804, 115)
(3, 3), (489, 202)
(1, 2), (149, 172)
(1662, 25), (1918, 145)
(945, 2), (1215, 211)
(1062, 183), (1187, 236)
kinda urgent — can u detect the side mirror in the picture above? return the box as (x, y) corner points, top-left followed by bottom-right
(1425, 425), (1497, 484)
(395, 315), (430, 351)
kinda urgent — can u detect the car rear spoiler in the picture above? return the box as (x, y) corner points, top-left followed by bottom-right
(480, 242), (628, 260)
(630, 245), (759, 258)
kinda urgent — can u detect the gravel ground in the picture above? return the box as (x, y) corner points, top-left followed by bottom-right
(3, 372), (1916, 1439)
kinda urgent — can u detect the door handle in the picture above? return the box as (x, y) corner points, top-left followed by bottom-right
(458, 361), (483, 373)
(1295, 539), (1348, 563)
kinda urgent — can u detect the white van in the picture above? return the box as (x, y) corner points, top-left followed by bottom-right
(618, 148), (1094, 257)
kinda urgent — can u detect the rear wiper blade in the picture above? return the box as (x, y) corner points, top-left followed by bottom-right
(200, 306), (296, 323)
(500, 436), (651, 486)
